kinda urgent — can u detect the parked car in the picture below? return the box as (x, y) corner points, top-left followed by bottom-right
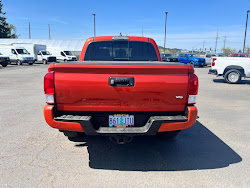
(37, 50), (57, 64)
(0, 52), (10, 67)
(208, 57), (250, 83)
(205, 53), (225, 66)
(217, 53), (225, 57)
(178, 53), (206, 67)
(161, 53), (179, 62)
(47, 47), (77, 62)
(0, 44), (35, 65)
(205, 54), (217, 66)
(231, 53), (247, 57)
(44, 36), (198, 144)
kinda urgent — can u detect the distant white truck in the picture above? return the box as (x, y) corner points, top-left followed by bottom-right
(205, 53), (224, 66)
(205, 54), (217, 66)
(12, 43), (56, 64)
(47, 47), (77, 62)
(0, 44), (35, 65)
(37, 50), (56, 64)
(208, 57), (250, 83)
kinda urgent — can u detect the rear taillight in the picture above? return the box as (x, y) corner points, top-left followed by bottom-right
(212, 58), (216, 66)
(188, 73), (198, 105)
(44, 72), (54, 104)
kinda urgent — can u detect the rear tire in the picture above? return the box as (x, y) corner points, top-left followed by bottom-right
(42, 59), (47, 64)
(1, 63), (8, 67)
(224, 69), (242, 84)
(17, 60), (22, 65)
(189, 61), (194, 66)
(62, 131), (86, 142)
(157, 130), (180, 139)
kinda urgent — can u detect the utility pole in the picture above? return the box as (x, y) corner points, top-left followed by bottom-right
(243, 10), (250, 53)
(142, 27), (143, 37)
(215, 31), (218, 53)
(29, 22), (31, 39)
(48, 24), (51, 40)
(92, 14), (96, 37)
(203, 41), (205, 52)
(164, 12), (168, 54)
(223, 36), (226, 49)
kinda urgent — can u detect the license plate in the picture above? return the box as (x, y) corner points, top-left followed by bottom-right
(109, 114), (134, 128)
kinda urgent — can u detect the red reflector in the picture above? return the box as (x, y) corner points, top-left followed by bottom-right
(212, 58), (216, 66)
(189, 73), (198, 95)
(44, 72), (54, 94)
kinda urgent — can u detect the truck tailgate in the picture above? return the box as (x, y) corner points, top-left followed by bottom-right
(53, 62), (190, 112)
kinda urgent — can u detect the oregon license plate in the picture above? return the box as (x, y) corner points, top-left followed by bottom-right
(109, 114), (134, 128)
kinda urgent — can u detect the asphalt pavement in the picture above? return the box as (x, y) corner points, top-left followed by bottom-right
(0, 64), (250, 187)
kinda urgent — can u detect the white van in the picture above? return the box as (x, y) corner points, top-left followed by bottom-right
(0, 44), (35, 65)
(47, 47), (77, 62)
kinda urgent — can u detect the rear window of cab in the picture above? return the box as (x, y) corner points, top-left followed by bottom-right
(84, 41), (158, 61)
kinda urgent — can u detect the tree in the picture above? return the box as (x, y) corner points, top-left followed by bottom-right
(0, 0), (10, 38)
(222, 47), (237, 57)
(9, 24), (18, 38)
(0, 0), (17, 38)
(159, 48), (171, 53)
(245, 46), (250, 54)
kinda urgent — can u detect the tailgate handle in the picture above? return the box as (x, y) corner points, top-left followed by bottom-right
(109, 77), (134, 87)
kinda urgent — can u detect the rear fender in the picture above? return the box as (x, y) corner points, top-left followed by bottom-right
(223, 66), (245, 76)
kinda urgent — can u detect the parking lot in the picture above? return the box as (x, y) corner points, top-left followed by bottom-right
(0, 64), (250, 187)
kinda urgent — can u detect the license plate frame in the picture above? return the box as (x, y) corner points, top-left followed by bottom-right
(109, 114), (134, 128)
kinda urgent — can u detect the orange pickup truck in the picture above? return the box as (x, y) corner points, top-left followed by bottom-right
(44, 36), (198, 144)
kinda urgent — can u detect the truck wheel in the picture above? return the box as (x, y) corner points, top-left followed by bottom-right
(224, 69), (242, 84)
(189, 61), (194, 66)
(1, 63), (8, 67)
(157, 130), (180, 139)
(28, 63), (33, 65)
(42, 59), (47, 64)
(64, 59), (67, 62)
(17, 60), (22, 65)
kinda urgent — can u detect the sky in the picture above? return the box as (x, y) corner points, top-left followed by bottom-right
(3, 0), (250, 52)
